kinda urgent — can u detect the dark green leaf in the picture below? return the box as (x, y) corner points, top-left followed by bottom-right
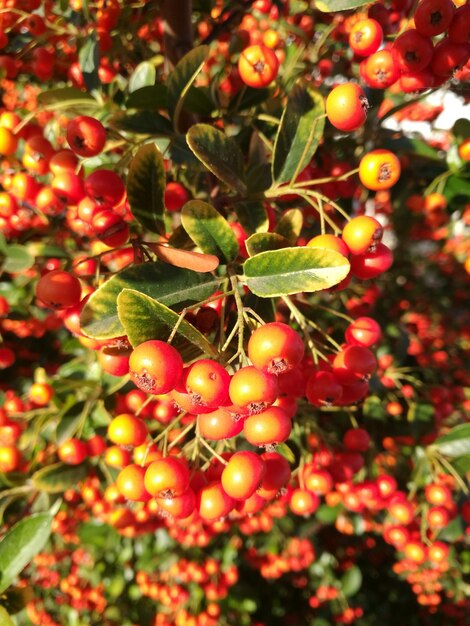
(184, 86), (215, 116)
(246, 232), (290, 257)
(127, 143), (165, 235)
(243, 247), (350, 297)
(341, 565), (362, 597)
(229, 87), (270, 112)
(56, 400), (87, 444)
(109, 111), (172, 135)
(186, 124), (246, 193)
(128, 62), (156, 93)
(444, 174), (470, 203)
(117, 289), (218, 355)
(316, 0), (378, 11)
(32, 463), (88, 494)
(246, 163), (272, 193)
(451, 455), (470, 475)
(275, 208), (303, 244)
(1, 586), (33, 615)
(233, 201), (269, 235)
(37, 87), (96, 105)
(181, 200), (239, 263)
(273, 82), (325, 184)
(78, 32), (100, 93)
(126, 85), (168, 110)
(452, 118), (470, 142)
(434, 424), (470, 458)
(384, 136), (440, 161)
(80, 262), (220, 339)
(167, 45), (209, 131)
(0, 513), (53, 594)
(2, 245), (34, 273)
(438, 516), (464, 542)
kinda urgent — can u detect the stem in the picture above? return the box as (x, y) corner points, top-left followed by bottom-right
(228, 270), (247, 363)
(199, 436), (228, 465)
(167, 420), (196, 450)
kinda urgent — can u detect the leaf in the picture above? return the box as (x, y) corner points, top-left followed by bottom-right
(0, 513), (52, 594)
(316, 0), (374, 11)
(229, 87), (270, 112)
(181, 200), (239, 264)
(167, 45), (209, 131)
(32, 462), (88, 494)
(109, 111), (173, 135)
(341, 565), (362, 597)
(128, 61), (156, 93)
(246, 232), (290, 257)
(444, 174), (470, 203)
(80, 262), (220, 339)
(78, 32), (100, 93)
(434, 424), (470, 458)
(149, 244), (220, 273)
(184, 87), (215, 116)
(117, 289), (218, 356)
(452, 118), (470, 142)
(272, 82), (325, 184)
(316, 504), (342, 524)
(243, 247), (350, 297)
(37, 87), (96, 105)
(2, 245), (34, 273)
(127, 143), (165, 235)
(233, 201), (269, 235)
(56, 400), (87, 444)
(0, 607), (14, 626)
(126, 85), (168, 109)
(275, 209), (303, 244)
(186, 124), (246, 194)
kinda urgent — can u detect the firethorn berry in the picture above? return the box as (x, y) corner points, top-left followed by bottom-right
(400, 68), (435, 93)
(414, 0), (455, 38)
(342, 216), (383, 256)
(97, 348), (130, 377)
(58, 438), (88, 465)
(362, 49), (400, 89)
(258, 451), (291, 497)
(343, 428), (371, 452)
(66, 116), (106, 158)
(197, 408), (244, 440)
(0, 446), (21, 472)
(306, 370), (343, 406)
(349, 242), (393, 279)
(92, 210), (130, 248)
(104, 445), (132, 468)
(290, 488), (320, 515)
(424, 482), (452, 506)
(243, 405), (292, 446)
(107, 413), (148, 447)
(36, 270), (82, 309)
(116, 464), (150, 502)
(404, 541), (427, 564)
(198, 481), (235, 521)
(221, 451), (265, 500)
(129, 340), (183, 395)
(303, 467), (333, 495)
(183, 359), (231, 408)
(238, 44), (279, 88)
(157, 487), (196, 518)
(247, 322), (305, 375)
(29, 382), (54, 406)
(164, 182), (190, 212)
(448, 4), (470, 44)
(84, 169), (126, 207)
(333, 345), (377, 383)
(359, 150), (401, 191)
(144, 456), (190, 498)
(431, 37), (470, 76)
(392, 30), (434, 74)
(458, 138), (470, 162)
(86, 434), (107, 457)
(0, 127), (18, 155)
(51, 172), (85, 205)
(306, 234), (350, 257)
(229, 366), (278, 414)
(345, 317), (382, 347)
(349, 18), (383, 57)
(325, 83), (369, 132)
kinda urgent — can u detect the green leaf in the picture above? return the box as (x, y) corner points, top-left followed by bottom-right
(316, 0), (374, 12)
(246, 232), (290, 257)
(341, 565), (362, 597)
(78, 31), (100, 93)
(452, 118), (470, 142)
(272, 82), (325, 184)
(186, 124), (246, 194)
(32, 462), (88, 494)
(181, 200), (239, 263)
(56, 400), (87, 444)
(438, 516), (464, 542)
(0, 513), (53, 594)
(434, 424), (470, 458)
(128, 61), (156, 93)
(167, 45), (209, 131)
(233, 201), (269, 235)
(37, 87), (96, 106)
(109, 111), (173, 135)
(316, 504), (342, 524)
(80, 262), (220, 339)
(275, 209), (303, 244)
(117, 289), (218, 355)
(444, 174), (470, 203)
(127, 143), (165, 235)
(0, 606), (14, 626)
(243, 247), (350, 297)
(230, 87), (271, 112)
(126, 85), (168, 109)
(2, 245), (34, 273)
